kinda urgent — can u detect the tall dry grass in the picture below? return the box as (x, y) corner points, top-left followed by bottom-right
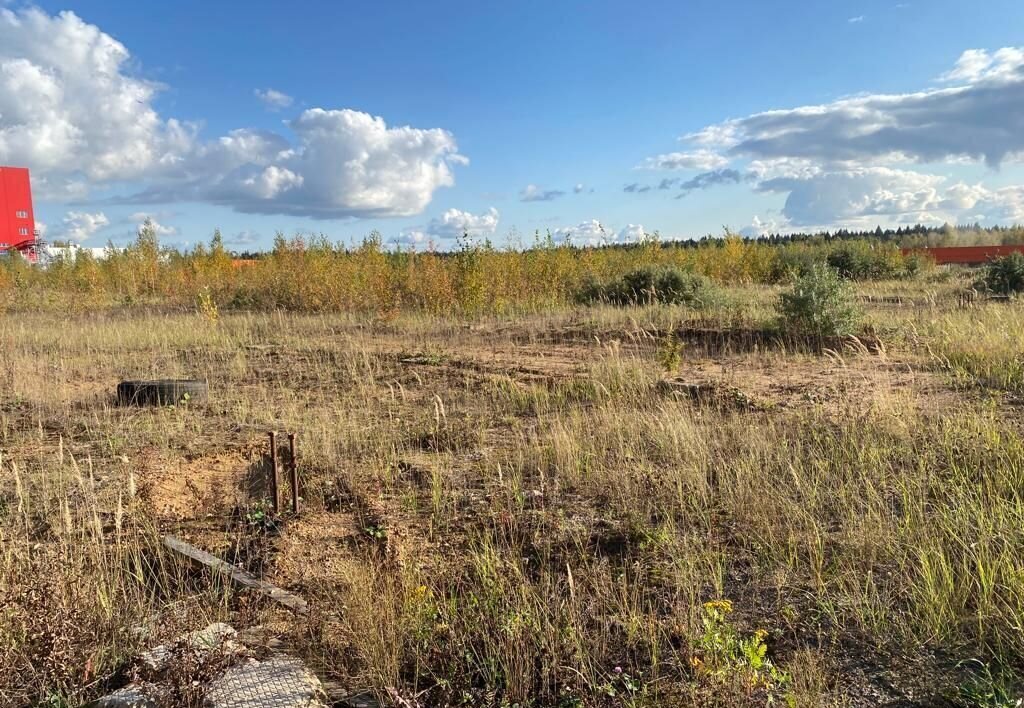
(1, 281), (1022, 704)
(287, 326), (1024, 704)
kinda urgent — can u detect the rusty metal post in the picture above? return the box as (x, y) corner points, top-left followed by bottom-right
(268, 431), (280, 512)
(288, 432), (299, 515)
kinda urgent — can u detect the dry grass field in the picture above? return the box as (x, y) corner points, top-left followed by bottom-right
(1, 271), (1023, 706)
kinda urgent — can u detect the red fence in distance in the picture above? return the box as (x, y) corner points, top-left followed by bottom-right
(901, 244), (1024, 265)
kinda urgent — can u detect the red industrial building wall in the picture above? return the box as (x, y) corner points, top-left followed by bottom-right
(0, 166), (37, 251)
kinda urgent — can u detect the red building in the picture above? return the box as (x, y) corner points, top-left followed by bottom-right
(0, 166), (38, 254)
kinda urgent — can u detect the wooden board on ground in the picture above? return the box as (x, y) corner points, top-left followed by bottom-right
(162, 534), (309, 615)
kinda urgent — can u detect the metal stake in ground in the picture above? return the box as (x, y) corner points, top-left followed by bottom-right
(268, 431), (280, 513)
(288, 432), (299, 515)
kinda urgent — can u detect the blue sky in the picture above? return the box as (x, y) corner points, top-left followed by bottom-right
(3, 1), (1024, 250)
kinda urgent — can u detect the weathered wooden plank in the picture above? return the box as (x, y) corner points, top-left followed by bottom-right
(162, 534), (309, 615)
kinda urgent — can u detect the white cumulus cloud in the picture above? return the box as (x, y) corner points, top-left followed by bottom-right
(617, 224), (648, 242)
(130, 213), (177, 236)
(61, 211), (109, 242)
(941, 48), (1024, 83)
(637, 149), (730, 171)
(0, 8), (465, 219)
(430, 207), (499, 239)
(552, 220), (648, 246)
(739, 215), (788, 238)
(0, 8), (193, 197)
(685, 47), (1024, 169)
(756, 167), (1024, 228)
(127, 108), (465, 219)
(756, 167), (943, 226)
(643, 46), (1024, 228)
(520, 184), (566, 202)
(398, 207), (500, 246)
(254, 88), (293, 110)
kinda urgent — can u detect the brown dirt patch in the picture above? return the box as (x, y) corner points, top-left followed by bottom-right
(674, 350), (955, 414)
(272, 511), (361, 590)
(139, 441), (268, 521)
(389, 341), (594, 385)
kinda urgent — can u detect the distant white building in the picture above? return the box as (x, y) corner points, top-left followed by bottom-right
(42, 244), (121, 263)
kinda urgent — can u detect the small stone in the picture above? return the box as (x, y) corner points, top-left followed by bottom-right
(93, 683), (164, 708)
(138, 644), (173, 673)
(140, 622), (241, 671)
(188, 622), (238, 650)
(341, 690), (381, 708)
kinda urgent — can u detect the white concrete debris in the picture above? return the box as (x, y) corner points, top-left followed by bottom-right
(140, 622), (241, 671)
(92, 623), (329, 708)
(92, 682), (164, 708)
(205, 656), (329, 708)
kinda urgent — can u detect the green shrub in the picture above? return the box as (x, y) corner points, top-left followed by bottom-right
(901, 251), (935, 279)
(825, 242), (902, 280)
(772, 240), (920, 282)
(577, 265), (720, 307)
(771, 245), (819, 281)
(980, 253), (1024, 295)
(777, 265), (860, 338)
